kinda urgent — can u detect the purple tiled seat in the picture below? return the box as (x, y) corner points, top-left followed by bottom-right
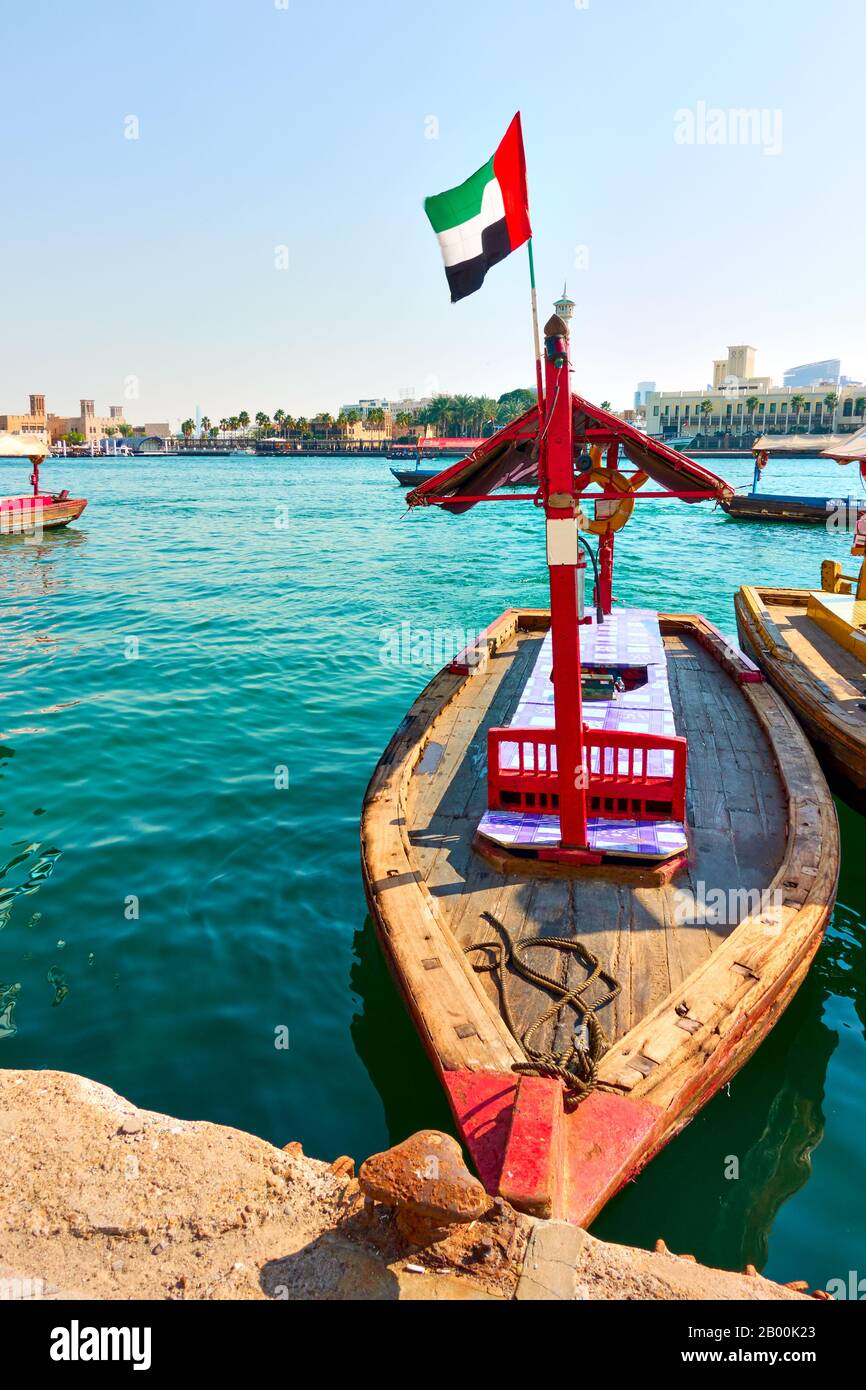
(477, 607), (687, 861)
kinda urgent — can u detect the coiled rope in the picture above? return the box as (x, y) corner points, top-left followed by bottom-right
(466, 911), (621, 1111)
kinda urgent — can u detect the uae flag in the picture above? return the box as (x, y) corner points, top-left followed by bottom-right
(425, 113), (532, 303)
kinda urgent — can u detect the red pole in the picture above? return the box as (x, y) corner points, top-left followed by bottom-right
(541, 314), (588, 849)
(597, 442), (618, 616)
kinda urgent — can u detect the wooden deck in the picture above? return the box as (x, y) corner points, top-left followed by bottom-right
(404, 623), (787, 1055)
(362, 606), (839, 1224)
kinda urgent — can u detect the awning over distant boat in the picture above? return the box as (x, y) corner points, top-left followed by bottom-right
(753, 433), (848, 455)
(406, 395), (733, 512)
(0, 431), (49, 463)
(821, 427), (866, 464)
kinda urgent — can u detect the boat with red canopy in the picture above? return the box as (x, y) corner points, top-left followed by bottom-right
(361, 311), (839, 1226)
(0, 433), (87, 536)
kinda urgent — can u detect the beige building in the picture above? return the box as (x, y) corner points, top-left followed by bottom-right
(711, 345), (772, 393)
(648, 347), (866, 440)
(48, 399), (127, 443)
(648, 383), (866, 439)
(339, 412), (394, 444)
(0, 393), (50, 443)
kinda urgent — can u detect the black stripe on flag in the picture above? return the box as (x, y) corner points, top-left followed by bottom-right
(444, 218), (511, 303)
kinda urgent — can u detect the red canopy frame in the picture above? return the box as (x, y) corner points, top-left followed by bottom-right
(405, 322), (733, 864)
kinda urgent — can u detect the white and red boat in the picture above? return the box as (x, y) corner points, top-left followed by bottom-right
(0, 433), (87, 536)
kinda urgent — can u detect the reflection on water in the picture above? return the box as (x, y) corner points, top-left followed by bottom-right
(350, 918), (456, 1145)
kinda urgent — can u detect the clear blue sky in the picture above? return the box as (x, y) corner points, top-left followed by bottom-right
(1, 0), (863, 425)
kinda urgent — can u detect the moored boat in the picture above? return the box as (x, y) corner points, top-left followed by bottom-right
(361, 315), (839, 1226)
(0, 433), (87, 536)
(735, 433), (866, 810)
(721, 436), (866, 525)
(389, 437), (488, 487)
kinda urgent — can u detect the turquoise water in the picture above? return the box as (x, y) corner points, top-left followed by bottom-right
(1, 451), (864, 1287)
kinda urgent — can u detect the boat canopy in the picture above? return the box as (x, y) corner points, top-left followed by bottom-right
(821, 426), (866, 464)
(753, 433), (848, 455)
(0, 431), (50, 463)
(406, 395), (733, 512)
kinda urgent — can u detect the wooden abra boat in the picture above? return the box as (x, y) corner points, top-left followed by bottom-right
(390, 438), (489, 487)
(0, 434), (87, 535)
(736, 434), (866, 811)
(721, 439), (866, 526)
(361, 315), (839, 1226)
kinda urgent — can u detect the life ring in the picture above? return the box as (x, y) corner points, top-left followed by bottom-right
(755, 450), (769, 471)
(578, 448), (648, 536)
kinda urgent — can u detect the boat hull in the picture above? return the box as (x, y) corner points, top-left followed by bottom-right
(361, 606), (839, 1225)
(736, 584), (866, 811)
(0, 497), (87, 537)
(721, 493), (842, 525)
(390, 467), (441, 486)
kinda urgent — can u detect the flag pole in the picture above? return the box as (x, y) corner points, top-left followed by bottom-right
(527, 239), (544, 406)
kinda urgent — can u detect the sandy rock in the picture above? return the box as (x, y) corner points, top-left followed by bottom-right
(0, 1070), (814, 1302)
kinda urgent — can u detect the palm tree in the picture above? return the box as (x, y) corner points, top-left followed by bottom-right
(789, 394), (806, 434)
(745, 396), (761, 436)
(700, 398), (715, 438)
(209, 426), (219, 439)
(366, 407), (386, 432)
(219, 418), (230, 436)
(274, 409), (286, 436)
(118, 424), (134, 438)
(448, 394), (473, 437)
(855, 395), (866, 426)
(228, 416), (240, 435)
(238, 411), (250, 435)
(425, 391), (453, 433)
(823, 392), (839, 434)
(600, 399), (612, 412)
(472, 396), (497, 435)
(181, 418), (195, 438)
(200, 416), (211, 436)
(496, 388), (536, 426)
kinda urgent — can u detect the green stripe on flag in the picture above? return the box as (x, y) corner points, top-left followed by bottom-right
(424, 156), (495, 234)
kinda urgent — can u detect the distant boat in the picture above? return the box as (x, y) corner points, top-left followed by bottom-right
(661, 431), (697, 451)
(0, 433), (87, 536)
(389, 436), (486, 486)
(721, 436), (866, 525)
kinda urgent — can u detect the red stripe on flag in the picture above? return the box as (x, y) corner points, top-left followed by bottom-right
(493, 112), (532, 252)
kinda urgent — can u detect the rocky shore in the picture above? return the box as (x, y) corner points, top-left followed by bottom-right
(0, 1070), (817, 1302)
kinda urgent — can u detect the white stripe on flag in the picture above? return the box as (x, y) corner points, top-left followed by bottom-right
(435, 177), (506, 268)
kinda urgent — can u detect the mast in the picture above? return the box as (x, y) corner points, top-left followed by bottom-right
(540, 313), (589, 852)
